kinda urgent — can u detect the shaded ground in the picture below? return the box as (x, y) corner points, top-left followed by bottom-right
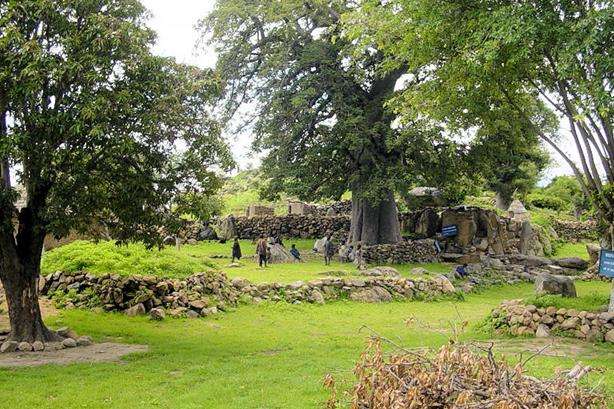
(1, 289), (147, 368)
(0, 342), (148, 368)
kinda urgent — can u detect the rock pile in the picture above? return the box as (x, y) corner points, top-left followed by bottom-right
(41, 271), (239, 318)
(0, 327), (92, 354)
(361, 240), (437, 264)
(490, 299), (614, 343)
(41, 269), (470, 318)
(230, 275), (458, 304)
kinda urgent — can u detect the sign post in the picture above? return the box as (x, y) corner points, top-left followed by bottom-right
(598, 250), (614, 313)
(441, 225), (458, 238)
(599, 249), (614, 278)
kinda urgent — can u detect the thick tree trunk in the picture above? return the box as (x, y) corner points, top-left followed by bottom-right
(495, 191), (513, 211)
(348, 189), (402, 245)
(2, 262), (59, 342)
(0, 205), (60, 342)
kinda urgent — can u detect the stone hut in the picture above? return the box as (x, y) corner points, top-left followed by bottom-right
(287, 201), (316, 216)
(246, 204), (275, 218)
(508, 199), (530, 221)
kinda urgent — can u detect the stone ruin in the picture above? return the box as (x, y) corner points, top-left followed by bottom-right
(401, 206), (551, 258)
(245, 204), (275, 218)
(287, 201), (317, 216)
(507, 199), (530, 222)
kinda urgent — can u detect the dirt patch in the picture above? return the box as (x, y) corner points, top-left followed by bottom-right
(0, 342), (148, 368)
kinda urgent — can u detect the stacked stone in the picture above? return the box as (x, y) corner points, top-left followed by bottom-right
(490, 299), (614, 343)
(361, 240), (438, 264)
(552, 220), (598, 242)
(41, 271), (239, 318)
(233, 214), (351, 240)
(230, 275), (456, 305)
(41, 270), (462, 317)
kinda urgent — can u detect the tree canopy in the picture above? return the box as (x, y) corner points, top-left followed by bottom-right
(346, 0), (613, 246)
(0, 0), (231, 342)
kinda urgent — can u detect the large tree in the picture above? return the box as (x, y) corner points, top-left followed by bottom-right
(204, 0), (412, 245)
(469, 109), (551, 210)
(348, 0), (613, 248)
(0, 0), (231, 342)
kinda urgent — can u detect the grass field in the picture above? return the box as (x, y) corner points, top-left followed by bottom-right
(41, 240), (452, 283)
(1, 281), (612, 409)
(553, 241), (591, 260)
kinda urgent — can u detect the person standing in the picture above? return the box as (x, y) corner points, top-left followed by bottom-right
(256, 235), (268, 268)
(231, 238), (242, 262)
(290, 244), (301, 261)
(324, 235), (334, 266)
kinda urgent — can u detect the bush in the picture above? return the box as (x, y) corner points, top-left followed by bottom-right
(524, 293), (609, 312)
(41, 240), (217, 278)
(526, 193), (567, 211)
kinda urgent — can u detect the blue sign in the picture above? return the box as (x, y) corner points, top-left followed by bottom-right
(599, 250), (614, 278)
(441, 225), (458, 238)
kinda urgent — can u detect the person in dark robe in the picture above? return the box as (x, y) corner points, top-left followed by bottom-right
(231, 238), (242, 262)
(324, 235), (334, 265)
(290, 244), (301, 261)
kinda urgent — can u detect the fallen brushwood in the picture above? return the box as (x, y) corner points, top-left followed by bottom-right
(325, 338), (605, 408)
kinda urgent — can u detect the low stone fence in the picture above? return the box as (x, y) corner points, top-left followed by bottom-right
(552, 220), (598, 242)
(489, 299), (614, 343)
(40, 270), (461, 318)
(361, 240), (438, 264)
(233, 214), (350, 240)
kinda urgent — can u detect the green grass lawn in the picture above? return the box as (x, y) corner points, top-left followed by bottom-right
(1, 281), (612, 408)
(553, 241), (591, 260)
(42, 240), (454, 284)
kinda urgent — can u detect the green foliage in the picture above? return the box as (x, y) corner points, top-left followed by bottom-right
(529, 176), (593, 216)
(41, 240), (217, 279)
(525, 292), (609, 313)
(204, 0), (471, 207)
(0, 0), (232, 246)
(50, 288), (101, 309)
(526, 193), (567, 212)
(345, 0), (613, 238)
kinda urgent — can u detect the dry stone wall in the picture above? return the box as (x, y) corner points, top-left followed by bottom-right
(552, 220), (598, 242)
(361, 240), (438, 264)
(489, 299), (614, 343)
(232, 214), (350, 240)
(40, 270), (463, 316)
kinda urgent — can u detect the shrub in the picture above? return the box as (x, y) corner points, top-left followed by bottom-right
(526, 193), (567, 211)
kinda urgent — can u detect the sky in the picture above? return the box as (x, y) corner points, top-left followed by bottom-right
(141, 0), (576, 182)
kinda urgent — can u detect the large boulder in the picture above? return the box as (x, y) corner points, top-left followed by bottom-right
(349, 287), (392, 303)
(441, 208), (477, 248)
(555, 257), (588, 270)
(215, 216), (237, 241)
(253, 243), (295, 264)
(361, 267), (401, 278)
(197, 224), (217, 241)
(535, 274), (577, 298)
(313, 237), (327, 253)
(414, 208), (440, 238)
